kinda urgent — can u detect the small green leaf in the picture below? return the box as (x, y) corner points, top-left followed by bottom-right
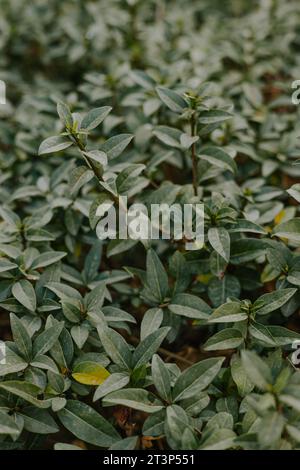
(204, 329), (244, 351)
(208, 302), (247, 323)
(153, 126), (182, 148)
(165, 405), (192, 449)
(156, 87), (187, 113)
(130, 70), (156, 89)
(140, 308), (163, 341)
(69, 166), (94, 195)
(0, 410), (21, 436)
(38, 136), (73, 155)
(93, 373), (130, 401)
(231, 356), (254, 396)
(103, 389), (163, 413)
(33, 323), (64, 357)
(81, 106), (112, 130)
(57, 101), (73, 127)
(99, 134), (133, 159)
(145, 249), (169, 303)
(287, 184), (300, 203)
(97, 326), (132, 370)
(254, 288), (297, 316)
(0, 346), (27, 376)
(273, 218), (300, 243)
(132, 327), (170, 368)
(20, 408), (59, 434)
(31, 251), (66, 269)
(71, 325), (89, 349)
(180, 133), (199, 149)
(83, 150), (107, 166)
(250, 321), (300, 347)
(198, 109), (232, 124)
(58, 400), (120, 447)
(200, 146), (237, 174)
(258, 412), (285, 448)
(280, 395), (300, 412)
(241, 351), (273, 391)
(208, 227), (231, 262)
(12, 280), (36, 312)
(0, 258), (18, 273)
(0, 381), (50, 408)
(10, 313), (32, 361)
(152, 354), (172, 401)
(286, 424), (300, 443)
(199, 428), (236, 450)
(173, 357), (225, 401)
(168, 293), (211, 320)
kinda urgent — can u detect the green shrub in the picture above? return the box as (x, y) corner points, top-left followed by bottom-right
(1, 0), (300, 451)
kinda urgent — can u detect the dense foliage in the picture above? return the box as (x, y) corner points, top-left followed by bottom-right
(1, 0), (300, 450)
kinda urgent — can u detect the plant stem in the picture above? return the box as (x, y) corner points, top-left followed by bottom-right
(72, 134), (103, 182)
(190, 113), (198, 196)
(72, 133), (120, 207)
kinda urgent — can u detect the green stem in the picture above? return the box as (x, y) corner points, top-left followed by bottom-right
(72, 133), (120, 206)
(72, 134), (103, 182)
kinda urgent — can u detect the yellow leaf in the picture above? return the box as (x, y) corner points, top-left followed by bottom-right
(72, 361), (110, 386)
(274, 210), (285, 225)
(197, 274), (212, 284)
(72, 372), (109, 385)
